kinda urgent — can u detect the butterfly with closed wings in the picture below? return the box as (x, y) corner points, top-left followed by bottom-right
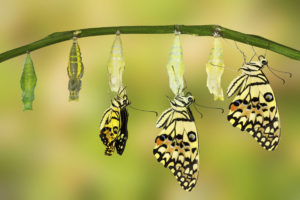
(153, 93), (199, 191)
(99, 88), (130, 156)
(227, 55), (280, 151)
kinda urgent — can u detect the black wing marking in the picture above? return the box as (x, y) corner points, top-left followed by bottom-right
(116, 108), (129, 155)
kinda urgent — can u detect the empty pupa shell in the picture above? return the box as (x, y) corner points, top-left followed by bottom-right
(167, 34), (185, 96)
(107, 35), (125, 93)
(206, 37), (225, 101)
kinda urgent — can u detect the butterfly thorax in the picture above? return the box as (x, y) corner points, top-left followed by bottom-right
(240, 55), (268, 76)
(241, 62), (264, 75)
(170, 95), (195, 110)
(111, 94), (130, 110)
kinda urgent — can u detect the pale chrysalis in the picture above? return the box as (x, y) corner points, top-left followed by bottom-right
(206, 37), (225, 101)
(108, 34), (125, 93)
(167, 33), (185, 96)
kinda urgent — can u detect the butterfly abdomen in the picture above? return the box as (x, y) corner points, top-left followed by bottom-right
(105, 145), (115, 156)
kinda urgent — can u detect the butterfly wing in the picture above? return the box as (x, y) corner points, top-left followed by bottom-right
(227, 74), (280, 151)
(99, 107), (121, 156)
(115, 108), (129, 155)
(153, 107), (199, 191)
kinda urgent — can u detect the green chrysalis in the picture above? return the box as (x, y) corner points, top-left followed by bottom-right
(20, 53), (37, 111)
(67, 38), (84, 101)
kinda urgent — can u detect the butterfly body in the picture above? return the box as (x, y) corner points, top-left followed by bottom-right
(99, 90), (129, 156)
(154, 94), (199, 191)
(227, 56), (280, 151)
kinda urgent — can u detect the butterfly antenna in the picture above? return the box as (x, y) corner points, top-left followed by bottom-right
(166, 95), (172, 101)
(118, 86), (127, 96)
(267, 67), (286, 85)
(234, 41), (247, 64)
(183, 77), (188, 92)
(129, 105), (158, 117)
(268, 66), (292, 78)
(249, 46), (257, 62)
(194, 102), (224, 114)
(209, 62), (238, 72)
(192, 105), (203, 118)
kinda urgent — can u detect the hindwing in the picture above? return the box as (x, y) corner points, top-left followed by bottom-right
(154, 106), (199, 191)
(99, 102), (129, 156)
(115, 108), (129, 155)
(227, 73), (280, 151)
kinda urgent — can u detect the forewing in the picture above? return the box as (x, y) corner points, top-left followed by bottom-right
(227, 76), (280, 151)
(156, 108), (173, 128)
(227, 74), (247, 97)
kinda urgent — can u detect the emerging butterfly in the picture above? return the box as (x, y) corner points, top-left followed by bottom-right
(227, 55), (280, 151)
(153, 93), (199, 191)
(99, 88), (130, 156)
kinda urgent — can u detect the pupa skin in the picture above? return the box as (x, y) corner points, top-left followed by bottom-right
(206, 37), (225, 101)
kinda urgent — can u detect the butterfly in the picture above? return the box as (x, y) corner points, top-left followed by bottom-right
(67, 38), (84, 100)
(227, 55), (280, 151)
(153, 93), (199, 191)
(99, 88), (130, 156)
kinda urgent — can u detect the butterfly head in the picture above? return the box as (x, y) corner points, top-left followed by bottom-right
(116, 94), (130, 108)
(258, 55), (268, 67)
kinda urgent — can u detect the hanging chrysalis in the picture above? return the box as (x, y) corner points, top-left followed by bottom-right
(167, 31), (185, 96)
(20, 52), (37, 111)
(107, 32), (125, 93)
(99, 33), (129, 156)
(206, 36), (225, 101)
(67, 33), (84, 101)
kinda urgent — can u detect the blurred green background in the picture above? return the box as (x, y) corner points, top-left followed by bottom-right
(0, 0), (300, 200)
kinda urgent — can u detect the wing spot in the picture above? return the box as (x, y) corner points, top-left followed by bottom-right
(188, 131), (197, 142)
(264, 92), (274, 102)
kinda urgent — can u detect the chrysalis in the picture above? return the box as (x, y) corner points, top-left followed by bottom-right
(20, 52), (37, 111)
(167, 32), (185, 96)
(206, 37), (225, 101)
(67, 37), (84, 101)
(107, 34), (125, 93)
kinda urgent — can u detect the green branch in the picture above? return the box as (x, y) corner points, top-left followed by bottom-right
(0, 25), (299, 63)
